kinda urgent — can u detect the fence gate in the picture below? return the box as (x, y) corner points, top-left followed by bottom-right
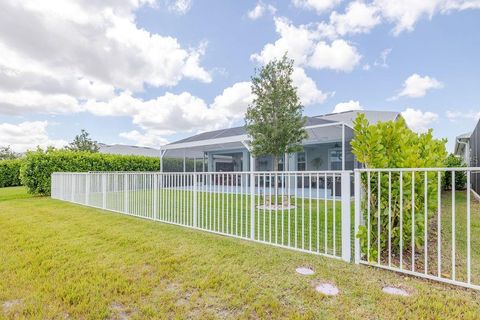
(354, 168), (480, 290)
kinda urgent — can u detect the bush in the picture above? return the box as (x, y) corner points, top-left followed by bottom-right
(0, 159), (23, 188)
(351, 114), (447, 261)
(442, 154), (467, 190)
(20, 149), (201, 195)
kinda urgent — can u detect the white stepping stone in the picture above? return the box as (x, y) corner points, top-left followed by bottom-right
(295, 267), (314, 275)
(315, 283), (339, 296)
(382, 286), (410, 296)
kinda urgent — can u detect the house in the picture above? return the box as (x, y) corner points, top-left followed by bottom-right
(160, 110), (401, 173)
(99, 143), (160, 157)
(454, 118), (480, 195)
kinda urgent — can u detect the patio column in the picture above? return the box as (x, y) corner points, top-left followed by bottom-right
(242, 150), (249, 187)
(342, 123), (345, 171)
(208, 152), (214, 172)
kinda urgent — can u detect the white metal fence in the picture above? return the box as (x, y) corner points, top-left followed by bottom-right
(52, 171), (352, 261)
(51, 168), (480, 290)
(354, 168), (480, 290)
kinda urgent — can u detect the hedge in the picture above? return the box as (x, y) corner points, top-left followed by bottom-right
(20, 150), (202, 195)
(0, 159), (23, 188)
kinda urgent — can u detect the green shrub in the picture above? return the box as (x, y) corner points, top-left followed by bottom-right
(442, 154), (467, 190)
(0, 159), (23, 188)
(351, 114), (447, 261)
(20, 149), (202, 195)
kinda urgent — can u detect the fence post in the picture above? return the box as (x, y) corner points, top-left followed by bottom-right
(85, 173), (90, 205)
(341, 171), (351, 262)
(102, 173), (107, 209)
(124, 174), (128, 213)
(354, 170), (361, 264)
(153, 174), (158, 220)
(193, 173), (197, 228)
(250, 156), (255, 240)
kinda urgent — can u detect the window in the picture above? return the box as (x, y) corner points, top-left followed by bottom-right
(297, 152), (306, 171)
(329, 149), (342, 170)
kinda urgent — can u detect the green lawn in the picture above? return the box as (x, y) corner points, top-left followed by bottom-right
(86, 188), (345, 257)
(1, 187), (480, 319)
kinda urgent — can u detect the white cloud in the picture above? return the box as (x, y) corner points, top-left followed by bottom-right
(332, 100), (364, 113)
(0, 0), (210, 116)
(247, 2), (276, 20)
(308, 39), (362, 72)
(391, 73), (443, 99)
(401, 108), (438, 133)
(328, 1), (382, 36)
(0, 121), (66, 152)
(373, 48), (392, 67)
(210, 82), (253, 119)
(295, 0), (480, 36)
(292, 68), (329, 105)
(251, 17), (361, 72)
(87, 81), (254, 141)
(374, 0), (480, 35)
(251, 17), (318, 66)
(120, 130), (169, 147)
(292, 0), (342, 13)
(446, 110), (480, 121)
(166, 0), (192, 14)
(0, 90), (84, 115)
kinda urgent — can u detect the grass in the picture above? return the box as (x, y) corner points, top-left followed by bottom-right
(1, 187), (480, 319)
(85, 187), (345, 257)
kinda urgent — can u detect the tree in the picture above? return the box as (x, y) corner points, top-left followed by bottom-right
(67, 129), (100, 153)
(0, 146), (19, 160)
(351, 113), (448, 261)
(245, 54), (307, 171)
(442, 154), (467, 190)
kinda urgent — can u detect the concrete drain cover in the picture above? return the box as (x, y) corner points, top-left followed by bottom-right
(382, 286), (410, 296)
(315, 283), (339, 296)
(295, 267), (314, 275)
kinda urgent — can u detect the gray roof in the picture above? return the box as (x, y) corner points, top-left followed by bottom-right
(99, 144), (160, 157)
(456, 132), (472, 140)
(315, 110), (401, 127)
(169, 116), (335, 145)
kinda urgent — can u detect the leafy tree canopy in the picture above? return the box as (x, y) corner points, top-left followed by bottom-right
(0, 146), (20, 160)
(67, 129), (100, 153)
(351, 113), (447, 168)
(245, 53), (307, 169)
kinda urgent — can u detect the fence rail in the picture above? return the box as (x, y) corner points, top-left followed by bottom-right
(354, 167), (480, 290)
(52, 171), (352, 261)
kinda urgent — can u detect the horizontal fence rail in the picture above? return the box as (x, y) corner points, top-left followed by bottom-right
(354, 167), (480, 290)
(52, 171), (352, 261)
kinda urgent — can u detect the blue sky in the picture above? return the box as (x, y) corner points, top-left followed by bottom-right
(0, 0), (479, 152)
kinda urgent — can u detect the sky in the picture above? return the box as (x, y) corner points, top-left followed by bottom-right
(0, 0), (479, 153)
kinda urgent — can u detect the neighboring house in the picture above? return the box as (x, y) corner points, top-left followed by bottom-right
(99, 144), (160, 157)
(160, 110), (401, 173)
(454, 118), (480, 195)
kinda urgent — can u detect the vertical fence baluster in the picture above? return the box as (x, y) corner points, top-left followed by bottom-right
(354, 171), (361, 264)
(367, 171), (371, 262)
(412, 171), (415, 272)
(424, 171), (428, 275)
(437, 171), (441, 277)
(388, 172), (392, 267)
(452, 171), (456, 281)
(377, 171), (381, 265)
(467, 170), (471, 284)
